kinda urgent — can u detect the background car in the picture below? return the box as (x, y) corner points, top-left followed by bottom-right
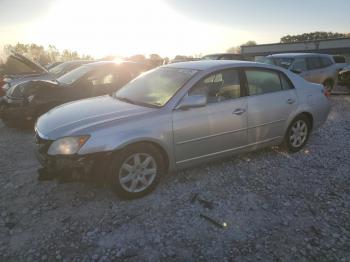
(332, 55), (348, 71)
(339, 65), (350, 87)
(262, 53), (338, 92)
(34, 60), (330, 199)
(201, 53), (246, 61)
(0, 61), (147, 126)
(1, 59), (92, 98)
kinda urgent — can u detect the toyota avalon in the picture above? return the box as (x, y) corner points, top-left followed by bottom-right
(35, 60), (331, 199)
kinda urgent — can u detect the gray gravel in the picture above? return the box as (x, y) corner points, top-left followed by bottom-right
(0, 95), (350, 261)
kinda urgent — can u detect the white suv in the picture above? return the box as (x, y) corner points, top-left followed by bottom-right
(263, 53), (338, 92)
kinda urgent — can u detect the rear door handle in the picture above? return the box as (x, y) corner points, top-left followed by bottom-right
(287, 98), (295, 104)
(233, 108), (245, 115)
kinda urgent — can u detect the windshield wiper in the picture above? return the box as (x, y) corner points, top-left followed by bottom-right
(115, 96), (139, 105)
(115, 95), (160, 108)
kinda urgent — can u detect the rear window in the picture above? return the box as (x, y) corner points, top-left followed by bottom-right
(333, 56), (346, 63)
(245, 69), (282, 95)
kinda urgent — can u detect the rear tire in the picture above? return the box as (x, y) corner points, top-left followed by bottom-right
(284, 115), (311, 153)
(109, 143), (165, 199)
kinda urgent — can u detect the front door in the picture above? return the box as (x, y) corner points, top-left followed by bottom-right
(172, 69), (248, 166)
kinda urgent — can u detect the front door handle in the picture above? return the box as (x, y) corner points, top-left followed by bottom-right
(287, 98), (295, 104)
(233, 108), (245, 115)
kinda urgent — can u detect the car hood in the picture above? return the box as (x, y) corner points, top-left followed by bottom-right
(4, 52), (48, 76)
(36, 95), (157, 139)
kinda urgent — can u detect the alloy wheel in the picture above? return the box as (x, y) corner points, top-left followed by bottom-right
(118, 153), (157, 193)
(289, 120), (308, 148)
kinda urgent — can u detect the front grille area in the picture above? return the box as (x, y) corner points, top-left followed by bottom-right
(35, 133), (53, 155)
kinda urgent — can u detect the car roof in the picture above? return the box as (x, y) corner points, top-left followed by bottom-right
(267, 53), (330, 58)
(164, 60), (274, 71)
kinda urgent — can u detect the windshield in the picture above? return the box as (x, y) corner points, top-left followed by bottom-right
(273, 57), (295, 69)
(115, 67), (198, 107)
(49, 62), (73, 78)
(262, 57), (295, 69)
(57, 65), (92, 85)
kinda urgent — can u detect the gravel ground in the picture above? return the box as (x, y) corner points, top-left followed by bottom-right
(0, 95), (350, 262)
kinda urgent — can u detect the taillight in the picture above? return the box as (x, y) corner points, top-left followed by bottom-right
(323, 89), (330, 97)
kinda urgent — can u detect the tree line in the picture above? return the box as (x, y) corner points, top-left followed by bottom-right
(226, 31), (350, 53)
(1, 43), (94, 65)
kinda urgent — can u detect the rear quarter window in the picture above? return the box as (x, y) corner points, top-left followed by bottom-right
(280, 73), (295, 90)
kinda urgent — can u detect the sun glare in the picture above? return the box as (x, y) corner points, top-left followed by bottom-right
(28, 0), (251, 58)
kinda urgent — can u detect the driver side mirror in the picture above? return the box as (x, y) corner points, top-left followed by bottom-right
(177, 95), (207, 110)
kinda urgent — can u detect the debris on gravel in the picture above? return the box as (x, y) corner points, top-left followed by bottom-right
(0, 95), (350, 261)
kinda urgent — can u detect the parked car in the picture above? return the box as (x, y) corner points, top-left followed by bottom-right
(332, 55), (348, 71)
(339, 65), (350, 87)
(1, 59), (92, 97)
(0, 61), (147, 125)
(262, 53), (338, 92)
(45, 62), (63, 70)
(34, 60), (330, 199)
(201, 53), (245, 61)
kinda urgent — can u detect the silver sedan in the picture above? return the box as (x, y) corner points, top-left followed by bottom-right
(35, 61), (331, 198)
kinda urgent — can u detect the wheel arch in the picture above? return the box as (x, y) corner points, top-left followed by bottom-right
(299, 111), (314, 130)
(112, 139), (171, 173)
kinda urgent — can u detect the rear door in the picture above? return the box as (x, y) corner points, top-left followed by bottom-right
(172, 68), (248, 165)
(244, 68), (298, 146)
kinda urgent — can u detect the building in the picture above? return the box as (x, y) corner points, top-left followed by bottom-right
(241, 37), (350, 62)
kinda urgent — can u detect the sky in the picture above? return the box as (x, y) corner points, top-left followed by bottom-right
(0, 0), (349, 58)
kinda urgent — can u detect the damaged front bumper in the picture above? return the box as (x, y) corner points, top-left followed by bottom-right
(34, 134), (112, 178)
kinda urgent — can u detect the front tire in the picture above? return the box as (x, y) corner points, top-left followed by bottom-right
(284, 115), (311, 153)
(109, 143), (165, 199)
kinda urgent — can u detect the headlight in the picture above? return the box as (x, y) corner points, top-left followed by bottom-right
(48, 136), (90, 155)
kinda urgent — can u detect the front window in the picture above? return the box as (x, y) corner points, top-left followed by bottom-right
(57, 65), (92, 85)
(115, 67), (198, 107)
(189, 69), (241, 103)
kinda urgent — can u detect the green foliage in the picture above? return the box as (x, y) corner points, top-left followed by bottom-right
(280, 32), (347, 43)
(3, 43), (94, 65)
